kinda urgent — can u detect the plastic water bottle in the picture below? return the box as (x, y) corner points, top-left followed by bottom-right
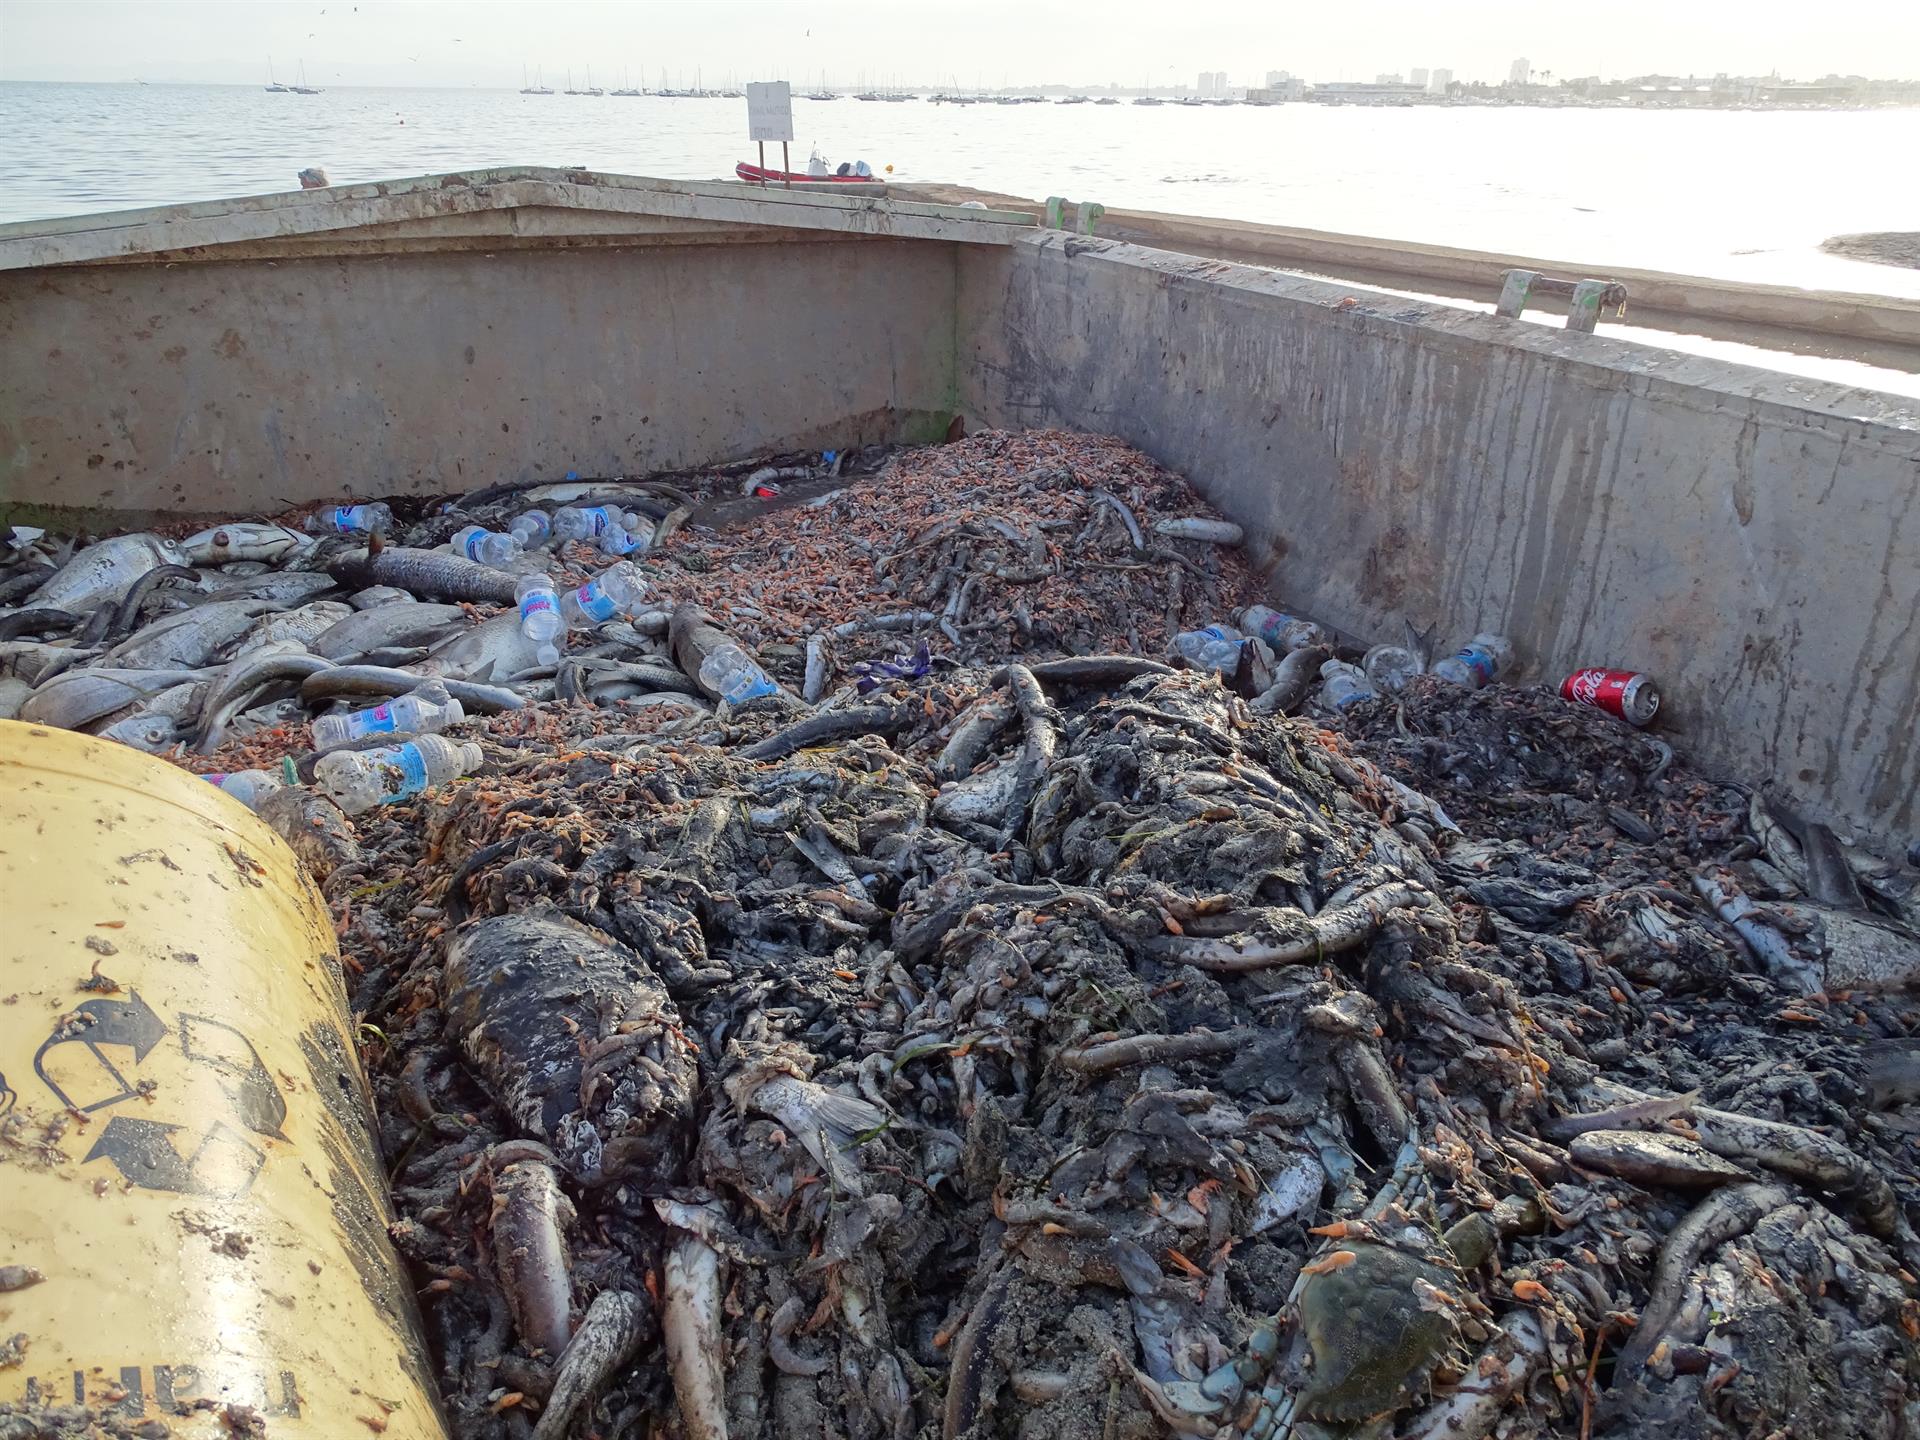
(514, 574), (565, 666)
(450, 524), (518, 567)
(599, 514), (655, 557)
(510, 510), (553, 548)
(1170, 624), (1245, 675)
(552, 505), (637, 545)
(450, 524), (522, 568)
(1362, 644), (1423, 693)
(559, 561), (648, 628)
(1432, 633), (1515, 689)
(314, 735), (484, 816)
(1320, 659), (1379, 709)
(306, 502), (393, 536)
(551, 506), (601, 544)
(1240, 604), (1327, 652)
(310, 679), (465, 754)
(699, 643), (778, 704)
(201, 769), (283, 809)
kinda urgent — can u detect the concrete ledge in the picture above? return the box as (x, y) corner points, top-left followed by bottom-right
(906, 182), (1920, 352)
(0, 168), (1033, 271)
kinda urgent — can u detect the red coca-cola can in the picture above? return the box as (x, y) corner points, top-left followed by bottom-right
(1561, 668), (1660, 726)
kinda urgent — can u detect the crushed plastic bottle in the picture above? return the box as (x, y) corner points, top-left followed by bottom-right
(699, 643), (779, 704)
(552, 505), (639, 545)
(1432, 633), (1515, 689)
(1320, 658), (1379, 709)
(514, 574), (564, 666)
(200, 769), (284, 809)
(305, 502), (393, 536)
(450, 524), (523, 568)
(1362, 644), (1423, 693)
(510, 510), (553, 548)
(314, 734), (484, 816)
(599, 514), (655, 557)
(1240, 604), (1327, 653)
(1170, 624), (1245, 675)
(559, 561), (648, 628)
(310, 678), (465, 754)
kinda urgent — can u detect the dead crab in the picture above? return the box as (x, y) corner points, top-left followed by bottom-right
(1146, 1141), (1485, 1440)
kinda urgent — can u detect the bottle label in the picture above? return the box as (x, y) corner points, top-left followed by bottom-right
(520, 593), (557, 622)
(383, 744), (430, 803)
(1459, 647), (1497, 684)
(331, 506), (359, 531)
(461, 532), (487, 560)
(574, 583), (617, 623)
(1250, 612), (1290, 643)
(357, 702), (398, 737)
(583, 506), (615, 537)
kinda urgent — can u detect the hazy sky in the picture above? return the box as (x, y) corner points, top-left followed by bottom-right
(2, 0), (1915, 89)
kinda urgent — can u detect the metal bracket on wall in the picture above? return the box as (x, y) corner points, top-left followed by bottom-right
(1043, 196), (1105, 236)
(1496, 269), (1629, 333)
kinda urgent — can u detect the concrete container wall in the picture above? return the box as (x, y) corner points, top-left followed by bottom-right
(961, 234), (1920, 842)
(0, 237), (958, 519)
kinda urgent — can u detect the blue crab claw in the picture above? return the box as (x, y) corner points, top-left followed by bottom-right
(1130, 1368), (1227, 1437)
(1363, 1137), (1426, 1217)
(1199, 1356), (1245, 1402)
(1245, 1385), (1298, 1440)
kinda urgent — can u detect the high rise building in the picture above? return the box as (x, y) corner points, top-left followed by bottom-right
(1266, 69), (1291, 87)
(1508, 56), (1531, 85)
(1410, 67), (1429, 88)
(1428, 67), (1453, 94)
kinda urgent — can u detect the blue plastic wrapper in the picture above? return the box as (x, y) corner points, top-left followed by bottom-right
(853, 642), (932, 694)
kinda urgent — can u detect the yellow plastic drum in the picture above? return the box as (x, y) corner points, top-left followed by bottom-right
(0, 720), (444, 1437)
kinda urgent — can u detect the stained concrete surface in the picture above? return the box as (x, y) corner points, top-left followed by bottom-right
(0, 236), (959, 515)
(960, 232), (1920, 843)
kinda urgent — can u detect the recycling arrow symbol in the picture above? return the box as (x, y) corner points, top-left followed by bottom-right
(33, 990), (169, 1113)
(74, 992), (168, 1060)
(31, 992), (285, 1196)
(84, 1115), (265, 1197)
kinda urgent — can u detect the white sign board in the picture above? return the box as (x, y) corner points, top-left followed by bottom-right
(746, 81), (794, 143)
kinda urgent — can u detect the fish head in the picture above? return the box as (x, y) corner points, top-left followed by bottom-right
(94, 709), (181, 752)
(180, 524), (310, 566)
(146, 534), (192, 567)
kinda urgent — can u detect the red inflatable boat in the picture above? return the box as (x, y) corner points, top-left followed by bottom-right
(735, 162), (878, 184)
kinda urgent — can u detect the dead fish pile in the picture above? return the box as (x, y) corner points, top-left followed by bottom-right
(5, 430), (1918, 1440)
(0, 518), (536, 755)
(0, 430), (1255, 761)
(315, 658), (1919, 1440)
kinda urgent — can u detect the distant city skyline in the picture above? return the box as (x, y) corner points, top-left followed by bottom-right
(2, 0), (1916, 92)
